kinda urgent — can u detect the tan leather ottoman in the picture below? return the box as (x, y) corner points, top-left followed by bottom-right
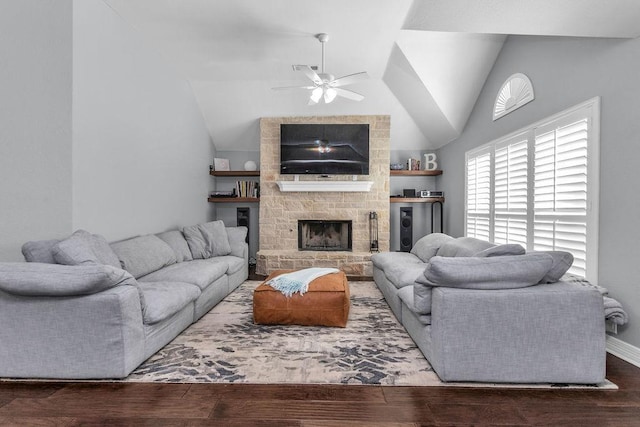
(253, 269), (350, 327)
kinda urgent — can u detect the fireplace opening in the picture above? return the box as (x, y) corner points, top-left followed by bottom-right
(298, 220), (352, 251)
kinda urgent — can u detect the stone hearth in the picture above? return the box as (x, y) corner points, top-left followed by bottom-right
(256, 115), (390, 276)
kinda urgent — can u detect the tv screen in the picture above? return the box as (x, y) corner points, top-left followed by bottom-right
(280, 124), (370, 175)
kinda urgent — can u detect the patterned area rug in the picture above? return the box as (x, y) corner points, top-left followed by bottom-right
(127, 281), (439, 385)
(125, 281), (616, 389)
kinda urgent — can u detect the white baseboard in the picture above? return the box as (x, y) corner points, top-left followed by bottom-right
(606, 335), (640, 368)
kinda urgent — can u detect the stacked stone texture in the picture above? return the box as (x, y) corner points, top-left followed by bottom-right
(257, 115), (390, 276)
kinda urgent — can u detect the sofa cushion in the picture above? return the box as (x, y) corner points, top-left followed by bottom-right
(52, 230), (121, 268)
(474, 244), (525, 257)
(397, 286), (432, 325)
(136, 281), (200, 324)
(410, 233), (455, 262)
(211, 255), (246, 275)
(21, 239), (60, 263)
(110, 235), (177, 279)
(423, 253), (554, 289)
(226, 227), (248, 258)
(537, 251), (574, 283)
(138, 259), (228, 290)
(0, 262), (134, 297)
(183, 221), (232, 259)
(384, 263), (428, 289)
(371, 252), (423, 271)
(435, 237), (495, 257)
(156, 230), (193, 262)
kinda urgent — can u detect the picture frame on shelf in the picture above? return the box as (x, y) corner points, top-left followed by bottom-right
(214, 158), (230, 171)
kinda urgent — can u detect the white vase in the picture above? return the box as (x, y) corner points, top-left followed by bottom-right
(244, 160), (257, 171)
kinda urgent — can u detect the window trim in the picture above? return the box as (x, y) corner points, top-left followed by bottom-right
(464, 97), (600, 281)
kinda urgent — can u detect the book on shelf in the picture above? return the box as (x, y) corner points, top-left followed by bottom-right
(235, 180), (260, 198)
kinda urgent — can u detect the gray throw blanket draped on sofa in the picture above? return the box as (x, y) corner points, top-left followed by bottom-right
(561, 273), (629, 325)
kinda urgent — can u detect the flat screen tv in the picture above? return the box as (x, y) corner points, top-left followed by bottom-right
(280, 124), (369, 175)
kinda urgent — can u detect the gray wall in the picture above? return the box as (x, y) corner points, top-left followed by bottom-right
(0, 0), (215, 261)
(0, 0), (73, 261)
(437, 35), (640, 349)
(71, 0), (214, 240)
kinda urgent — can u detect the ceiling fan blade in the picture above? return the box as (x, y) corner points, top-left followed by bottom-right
(272, 85), (316, 91)
(293, 65), (323, 85)
(334, 87), (364, 102)
(330, 71), (369, 88)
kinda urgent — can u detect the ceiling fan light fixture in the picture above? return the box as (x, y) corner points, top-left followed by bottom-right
(324, 87), (337, 103)
(309, 87), (323, 104)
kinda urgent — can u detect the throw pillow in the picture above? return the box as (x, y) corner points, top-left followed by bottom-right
(52, 230), (100, 266)
(51, 230), (121, 268)
(410, 233), (455, 262)
(110, 235), (177, 279)
(226, 226), (248, 258)
(537, 251), (574, 283)
(21, 238), (61, 263)
(199, 221), (232, 257)
(435, 237), (495, 257)
(183, 220), (232, 259)
(474, 244), (526, 257)
(423, 253), (554, 290)
(0, 262), (135, 297)
(91, 233), (122, 268)
(156, 230), (193, 262)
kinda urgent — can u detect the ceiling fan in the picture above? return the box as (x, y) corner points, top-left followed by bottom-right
(273, 33), (369, 105)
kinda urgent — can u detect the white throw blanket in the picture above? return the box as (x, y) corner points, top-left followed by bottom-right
(266, 267), (340, 297)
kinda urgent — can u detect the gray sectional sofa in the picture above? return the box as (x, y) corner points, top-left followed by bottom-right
(372, 233), (607, 384)
(0, 220), (248, 379)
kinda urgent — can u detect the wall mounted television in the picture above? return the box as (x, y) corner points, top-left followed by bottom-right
(280, 124), (370, 175)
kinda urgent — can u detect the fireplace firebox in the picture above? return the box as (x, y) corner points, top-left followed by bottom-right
(298, 220), (352, 251)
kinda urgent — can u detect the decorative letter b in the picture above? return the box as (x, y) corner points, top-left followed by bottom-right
(424, 153), (438, 171)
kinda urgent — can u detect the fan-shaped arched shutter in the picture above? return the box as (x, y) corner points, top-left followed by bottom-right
(493, 73), (534, 121)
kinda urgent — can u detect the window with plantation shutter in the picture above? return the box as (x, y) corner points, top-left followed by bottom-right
(464, 98), (600, 280)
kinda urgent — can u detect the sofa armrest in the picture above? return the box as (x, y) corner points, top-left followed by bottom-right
(0, 262), (135, 297)
(0, 284), (145, 379)
(429, 282), (606, 383)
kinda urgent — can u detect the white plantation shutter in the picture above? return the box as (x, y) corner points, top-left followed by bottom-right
(464, 98), (599, 280)
(494, 136), (528, 246)
(534, 115), (590, 276)
(465, 151), (491, 241)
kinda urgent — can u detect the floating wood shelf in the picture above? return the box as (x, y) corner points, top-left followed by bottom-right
(390, 170), (442, 176)
(390, 197), (445, 203)
(210, 170), (260, 177)
(207, 197), (260, 203)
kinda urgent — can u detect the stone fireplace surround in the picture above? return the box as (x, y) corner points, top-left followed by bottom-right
(256, 115), (390, 277)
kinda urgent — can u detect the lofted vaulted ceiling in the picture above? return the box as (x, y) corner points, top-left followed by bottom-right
(103, 0), (640, 152)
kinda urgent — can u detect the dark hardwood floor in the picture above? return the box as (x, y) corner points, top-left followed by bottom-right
(0, 354), (639, 426)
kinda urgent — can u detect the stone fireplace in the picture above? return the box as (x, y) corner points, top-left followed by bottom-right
(298, 220), (352, 252)
(256, 115), (390, 277)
